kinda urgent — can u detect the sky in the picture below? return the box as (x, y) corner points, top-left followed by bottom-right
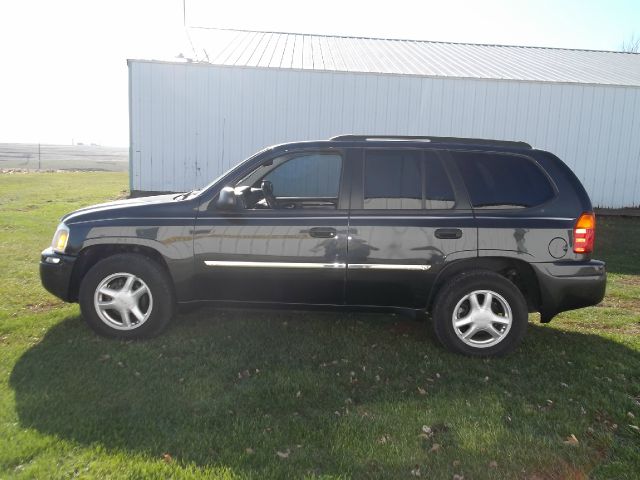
(0, 0), (638, 147)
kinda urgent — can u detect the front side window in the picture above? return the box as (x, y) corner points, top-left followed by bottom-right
(264, 153), (342, 198)
(235, 152), (343, 210)
(453, 152), (554, 209)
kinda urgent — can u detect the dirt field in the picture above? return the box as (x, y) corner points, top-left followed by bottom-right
(0, 143), (128, 172)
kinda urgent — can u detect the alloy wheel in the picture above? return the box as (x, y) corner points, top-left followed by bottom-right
(451, 289), (513, 348)
(93, 272), (153, 330)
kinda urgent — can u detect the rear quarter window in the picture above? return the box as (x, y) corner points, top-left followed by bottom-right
(453, 151), (555, 209)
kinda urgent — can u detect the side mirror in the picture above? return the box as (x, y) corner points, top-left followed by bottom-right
(216, 186), (241, 210)
(261, 180), (274, 196)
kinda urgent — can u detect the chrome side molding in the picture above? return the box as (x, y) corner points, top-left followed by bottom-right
(204, 261), (346, 269)
(204, 261), (430, 271)
(348, 263), (431, 271)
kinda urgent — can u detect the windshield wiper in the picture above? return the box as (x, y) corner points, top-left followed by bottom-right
(174, 189), (200, 200)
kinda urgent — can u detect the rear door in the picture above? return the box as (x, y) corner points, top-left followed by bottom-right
(450, 150), (565, 262)
(192, 148), (351, 305)
(346, 147), (477, 308)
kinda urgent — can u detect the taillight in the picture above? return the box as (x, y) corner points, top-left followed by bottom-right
(573, 212), (595, 254)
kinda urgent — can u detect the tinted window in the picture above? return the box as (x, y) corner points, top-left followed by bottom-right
(425, 154), (455, 209)
(264, 153), (342, 198)
(454, 152), (554, 208)
(364, 150), (422, 209)
(364, 150), (456, 210)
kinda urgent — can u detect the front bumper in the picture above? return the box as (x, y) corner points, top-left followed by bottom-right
(40, 248), (77, 302)
(532, 260), (606, 322)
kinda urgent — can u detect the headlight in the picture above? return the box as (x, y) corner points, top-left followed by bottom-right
(51, 223), (70, 253)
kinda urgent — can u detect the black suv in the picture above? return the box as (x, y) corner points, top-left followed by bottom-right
(40, 135), (606, 356)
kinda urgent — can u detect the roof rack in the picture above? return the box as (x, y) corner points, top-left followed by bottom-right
(329, 135), (532, 149)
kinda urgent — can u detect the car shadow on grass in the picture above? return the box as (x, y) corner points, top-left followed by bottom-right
(9, 309), (640, 478)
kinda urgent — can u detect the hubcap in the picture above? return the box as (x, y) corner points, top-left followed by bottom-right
(452, 290), (512, 348)
(93, 273), (153, 330)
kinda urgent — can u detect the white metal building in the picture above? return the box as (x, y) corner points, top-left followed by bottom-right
(128, 28), (640, 207)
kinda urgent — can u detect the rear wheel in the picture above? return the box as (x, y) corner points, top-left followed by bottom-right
(79, 253), (175, 339)
(431, 271), (528, 356)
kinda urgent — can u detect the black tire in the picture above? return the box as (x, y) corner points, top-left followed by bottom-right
(79, 253), (175, 339)
(431, 271), (528, 356)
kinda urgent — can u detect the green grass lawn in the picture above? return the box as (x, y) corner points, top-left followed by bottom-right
(1, 172), (639, 479)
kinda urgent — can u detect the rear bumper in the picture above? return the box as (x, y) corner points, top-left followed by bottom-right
(40, 248), (77, 302)
(531, 260), (606, 322)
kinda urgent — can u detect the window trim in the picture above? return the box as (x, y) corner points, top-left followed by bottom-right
(423, 151), (461, 210)
(451, 149), (559, 212)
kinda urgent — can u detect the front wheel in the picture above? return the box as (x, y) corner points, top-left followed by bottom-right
(79, 253), (175, 339)
(431, 271), (528, 356)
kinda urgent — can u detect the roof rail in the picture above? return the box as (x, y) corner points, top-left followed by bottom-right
(329, 135), (532, 149)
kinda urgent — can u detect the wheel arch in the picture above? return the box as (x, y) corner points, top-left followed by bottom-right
(426, 257), (542, 314)
(69, 242), (172, 302)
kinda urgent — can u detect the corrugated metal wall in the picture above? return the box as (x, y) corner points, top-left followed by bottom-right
(129, 60), (640, 208)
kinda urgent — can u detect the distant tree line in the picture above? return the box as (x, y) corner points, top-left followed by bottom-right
(621, 33), (639, 53)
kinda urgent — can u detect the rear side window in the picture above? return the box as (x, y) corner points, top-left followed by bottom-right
(453, 152), (554, 209)
(363, 150), (456, 210)
(364, 150), (422, 209)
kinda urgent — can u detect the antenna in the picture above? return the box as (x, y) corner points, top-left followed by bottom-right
(183, 0), (186, 27)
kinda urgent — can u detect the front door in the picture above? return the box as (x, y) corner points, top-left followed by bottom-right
(193, 149), (350, 305)
(346, 147), (477, 308)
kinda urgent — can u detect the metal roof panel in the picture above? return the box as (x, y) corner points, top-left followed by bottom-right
(184, 27), (640, 87)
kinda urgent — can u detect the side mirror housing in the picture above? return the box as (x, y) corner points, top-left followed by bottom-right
(216, 186), (241, 210)
(261, 180), (274, 196)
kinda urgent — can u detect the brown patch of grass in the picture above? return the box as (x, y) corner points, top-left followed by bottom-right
(527, 466), (588, 480)
(577, 321), (640, 335)
(598, 296), (640, 315)
(24, 299), (63, 313)
(115, 189), (129, 200)
(617, 276), (640, 287)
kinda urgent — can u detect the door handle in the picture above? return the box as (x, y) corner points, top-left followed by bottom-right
(309, 227), (337, 238)
(190, 229), (212, 235)
(435, 228), (463, 239)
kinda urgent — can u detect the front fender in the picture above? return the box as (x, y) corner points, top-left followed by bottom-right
(73, 226), (195, 301)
